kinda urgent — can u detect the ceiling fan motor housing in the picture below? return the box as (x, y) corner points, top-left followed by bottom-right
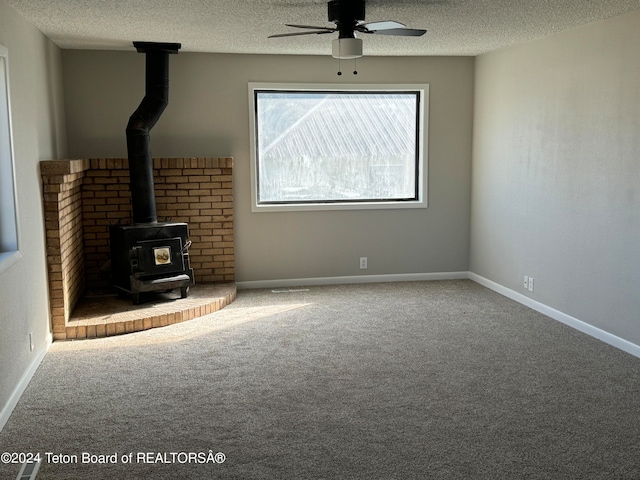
(328, 0), (365, 32)
(328, 0), (365, 59)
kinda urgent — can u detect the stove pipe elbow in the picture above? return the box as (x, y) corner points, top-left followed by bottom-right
(126, 41), (180, 224)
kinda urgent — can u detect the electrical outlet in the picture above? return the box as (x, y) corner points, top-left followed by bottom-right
(524, 275), (529, 289)
(528, 277), (534, 292)
(359, 257), (368, 269)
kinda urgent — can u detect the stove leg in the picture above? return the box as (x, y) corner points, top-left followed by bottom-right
(132, 293), (141, 305)
(180, 286), (189, 299)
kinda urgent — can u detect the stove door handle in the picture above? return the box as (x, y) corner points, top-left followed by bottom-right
(180, 240), (192, 254)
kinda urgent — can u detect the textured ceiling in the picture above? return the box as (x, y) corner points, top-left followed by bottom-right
(7, 0), (640, 56)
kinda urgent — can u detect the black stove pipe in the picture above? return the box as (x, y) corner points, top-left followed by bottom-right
(126, 41), (181, 224)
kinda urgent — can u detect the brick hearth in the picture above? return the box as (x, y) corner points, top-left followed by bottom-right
(40, 157), (235, 340)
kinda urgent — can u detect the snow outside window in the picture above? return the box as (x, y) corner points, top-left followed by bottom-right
(249, 83), (428, 212)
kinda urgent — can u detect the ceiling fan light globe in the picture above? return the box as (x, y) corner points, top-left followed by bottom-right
(332, 38), (363, 59)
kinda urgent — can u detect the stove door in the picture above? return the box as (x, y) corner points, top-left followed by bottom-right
(135, 237), (186, 277)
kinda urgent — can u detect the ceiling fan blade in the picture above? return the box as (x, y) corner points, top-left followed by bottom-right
(268, 30), (335, 38)
(285, 24), (336, 31)
(370, 27), (427, 37)
(360, 20), (405, 31)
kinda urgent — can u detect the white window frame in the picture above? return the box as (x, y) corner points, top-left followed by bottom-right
(0, 44), (21, 273)
(248, 82), (428, 212)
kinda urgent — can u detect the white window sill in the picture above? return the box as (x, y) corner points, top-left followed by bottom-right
(251, 199), (427, 213)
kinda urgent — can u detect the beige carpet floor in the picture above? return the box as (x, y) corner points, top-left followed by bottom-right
(1, 280), (639, 479)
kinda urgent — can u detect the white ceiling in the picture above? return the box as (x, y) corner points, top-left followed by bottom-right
(6, 0), (640, 56)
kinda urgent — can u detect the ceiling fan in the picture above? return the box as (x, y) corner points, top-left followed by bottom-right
(269, 0), (427, 59)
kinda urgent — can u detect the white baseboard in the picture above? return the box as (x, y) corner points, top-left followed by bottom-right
(469, 272), (640, 359)
(0, 334), (51, 432)
(236, 271), (470, 290)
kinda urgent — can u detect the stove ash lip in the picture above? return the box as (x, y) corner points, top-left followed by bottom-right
(126, 41), (181, 225)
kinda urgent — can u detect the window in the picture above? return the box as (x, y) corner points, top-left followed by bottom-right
(249, 83), (428, 211)
(0, 44), (20, 271)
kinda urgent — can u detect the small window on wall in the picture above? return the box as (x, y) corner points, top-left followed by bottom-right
(249, 83), (428, 212)
(0, 44), (20, 271)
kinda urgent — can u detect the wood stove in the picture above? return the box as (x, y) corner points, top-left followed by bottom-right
(110, 222), (194, 304)
(109, 41), (195, 304)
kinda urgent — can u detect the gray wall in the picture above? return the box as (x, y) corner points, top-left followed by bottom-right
(62, 51), (474, 283)
(471, 10), (640, 345)
(0, 0), (67, 423)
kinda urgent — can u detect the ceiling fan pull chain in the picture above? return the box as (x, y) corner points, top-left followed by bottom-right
(337, 40), (342, 75)
(353, 58), (358, 75)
